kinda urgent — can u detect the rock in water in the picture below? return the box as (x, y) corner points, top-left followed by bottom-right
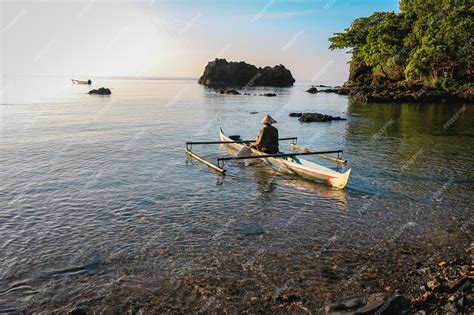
(198, 58), (295, 87)
(326, 293), (410, 315)
(358, 293), (411, 315)
(306, 86), (318, 93)
(68, 308), (87, 315)
(237, 223), (265, 236)
(288, 112), (302, 117)
(219, 89), (240, 95)
(289, 112), (347, 122)
(263, 93), (277, 97)
(88, 87), (111, 95)
(324, 298), (364, 313)
(319, 88), (340, 93)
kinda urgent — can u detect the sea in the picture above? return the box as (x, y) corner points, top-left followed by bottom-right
(0, 76), (472, 312)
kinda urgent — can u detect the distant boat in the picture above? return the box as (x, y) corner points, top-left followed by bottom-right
(71, 79), (91, 85)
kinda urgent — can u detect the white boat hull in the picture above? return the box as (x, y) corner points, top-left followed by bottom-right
(220, 129), (351, 189)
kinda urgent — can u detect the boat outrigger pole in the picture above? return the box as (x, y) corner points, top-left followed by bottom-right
(289, 143), (347, 165)
(217, 149), (343, 163)
(186, 137), (297, 150)
(185, 136), (299, 175)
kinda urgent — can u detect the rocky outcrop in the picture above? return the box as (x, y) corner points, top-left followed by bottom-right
(198, 58), (295, 87)
(306, 86), (318, 93)
(88, 87), (111, 95)
(342, 63), (473, 103)
(289, 112), (347, 122)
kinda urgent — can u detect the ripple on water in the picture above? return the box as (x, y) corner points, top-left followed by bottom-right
(0, 79), (473, 312)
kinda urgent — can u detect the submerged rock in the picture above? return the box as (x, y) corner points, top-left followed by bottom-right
(274, 294), (301, 304)
(68, 308), (87, 315)
(88, 87), (111, 95)
(263, 93), (277, 97)
(198, 58), (295, 87)
(359, 293), (411, 315)
(326, 293), (410, 315)
(237, 223), (265, 236)
(289, 112), (347, 122)
(325, 297), (364, 312)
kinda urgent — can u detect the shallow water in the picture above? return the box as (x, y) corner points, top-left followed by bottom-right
(0, 77), (472, 312)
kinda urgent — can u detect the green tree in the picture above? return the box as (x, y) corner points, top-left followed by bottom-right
(329, 0), (473, 83)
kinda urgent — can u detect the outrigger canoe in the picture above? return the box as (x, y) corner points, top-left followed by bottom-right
(219, 129), (351, 189)
(71, 79), (91, 84)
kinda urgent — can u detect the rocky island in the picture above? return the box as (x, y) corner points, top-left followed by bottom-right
(329, 0), (473, 103)
(198, 58), (295, 87)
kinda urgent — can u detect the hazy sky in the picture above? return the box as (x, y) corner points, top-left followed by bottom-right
(1, 0), (399, 83)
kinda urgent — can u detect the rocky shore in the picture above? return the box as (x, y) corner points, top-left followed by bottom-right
(337, 63), (473, 103)
(198, 58), (295, 87)
(63, 244), (472, 315)
(325, 246), (473, 314)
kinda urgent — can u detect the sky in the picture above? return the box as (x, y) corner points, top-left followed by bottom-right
(1, 0), (400, 83)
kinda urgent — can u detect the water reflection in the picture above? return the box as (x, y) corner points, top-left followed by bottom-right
(279, 177), (348, 211)
(215, 128), (350, 211)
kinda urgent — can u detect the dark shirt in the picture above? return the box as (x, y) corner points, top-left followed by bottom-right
(256, 125), (279, 153)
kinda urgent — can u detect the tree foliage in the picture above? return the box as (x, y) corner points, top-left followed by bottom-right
(329, 0), (473, 82)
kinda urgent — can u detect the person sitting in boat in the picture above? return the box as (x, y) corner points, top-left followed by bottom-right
(250, 115), (279, 154)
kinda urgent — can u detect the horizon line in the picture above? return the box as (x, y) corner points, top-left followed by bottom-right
(2, 75), (344, 84)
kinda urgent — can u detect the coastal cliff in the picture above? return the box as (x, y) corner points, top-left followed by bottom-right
(198, 58), (295, 87)
(329, 0), (473, 103)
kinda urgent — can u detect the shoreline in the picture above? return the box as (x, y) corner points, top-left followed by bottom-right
(56, 226), (472, 314)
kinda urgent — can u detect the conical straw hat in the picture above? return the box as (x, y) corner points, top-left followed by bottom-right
(260, 114), (277, 125)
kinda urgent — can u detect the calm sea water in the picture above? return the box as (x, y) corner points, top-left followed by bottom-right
(0, 77), (472, 312)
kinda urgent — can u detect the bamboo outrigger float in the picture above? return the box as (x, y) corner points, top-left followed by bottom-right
(184, 149), (226, 174)
(185, 128), (351, 189)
